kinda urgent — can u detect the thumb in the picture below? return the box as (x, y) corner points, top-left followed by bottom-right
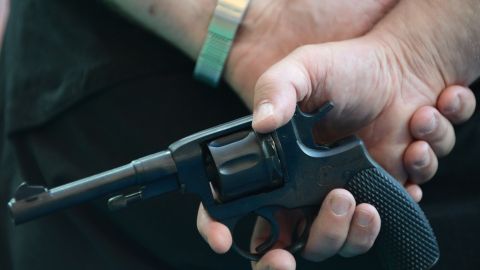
(251, 45), (329, 133)
(252, 39), (390, 142)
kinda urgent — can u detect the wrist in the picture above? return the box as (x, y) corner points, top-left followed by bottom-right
(369, 0), (480, 88)
(166, 0), (218, 59)
(189, 0), (218, 58)
(367, 29), (447, 97)
(223, 0), (273, 105)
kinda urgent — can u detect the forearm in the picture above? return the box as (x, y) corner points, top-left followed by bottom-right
(371, 0), (480, 87)
(0, 0), (9, 49)
(104, 0), (215, 59)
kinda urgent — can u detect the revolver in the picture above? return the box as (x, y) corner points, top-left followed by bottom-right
(8, 103), (439, 270)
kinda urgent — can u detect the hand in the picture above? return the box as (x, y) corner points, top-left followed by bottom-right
(197, 189), (382, 269)
(224, 0), (400, 103)
(198, 0), (478, 266)
(227, 0), (475, 192)
(243, 3), (478, 265)
(198, 2), (403, 268)
(196, 86), (475, 270)
(103, 0), (478, 268)
(113, 1), (473, 181)
(249, 0), (480, 185)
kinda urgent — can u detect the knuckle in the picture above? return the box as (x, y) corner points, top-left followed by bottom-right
(255, 74), (278, 97)
(322, 229), (347, 247)
(292, 44), (316, 56)
(410, 161), (436, 184)
(434, 132), (455, 157)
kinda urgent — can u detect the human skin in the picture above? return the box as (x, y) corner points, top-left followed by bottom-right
(233, 0), (479, 268)
(197, 0), (478, 269)
(103, 0), (474, 188)
(0, 0), (9, 49)
(102, 0), (476, 269)
(248, 0), (479, 184)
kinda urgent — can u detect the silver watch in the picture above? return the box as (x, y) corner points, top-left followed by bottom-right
(193, 0), (251, 87)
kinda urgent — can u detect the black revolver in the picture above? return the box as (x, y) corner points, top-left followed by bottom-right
(8, 103), (439, 270)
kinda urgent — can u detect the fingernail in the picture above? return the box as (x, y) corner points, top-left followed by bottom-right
(444, 94), (460, 114)
(413, 148), (430, 168)
(419, 112), (437, 135)
(356, 210), (373, 227)
(330, 194), (352, 216)
(254, 102), (274, 124)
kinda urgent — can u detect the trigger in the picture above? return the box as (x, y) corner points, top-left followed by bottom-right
(255, 207), (314, 255)
(286, 210), (313, 254)
(254, 207), (280, 254)
(286, 208), (315, 254)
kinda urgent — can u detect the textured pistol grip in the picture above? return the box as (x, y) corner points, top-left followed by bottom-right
(345, 167), (439, 270)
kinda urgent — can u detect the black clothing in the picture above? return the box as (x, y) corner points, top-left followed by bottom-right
(1, 1), (479, 269)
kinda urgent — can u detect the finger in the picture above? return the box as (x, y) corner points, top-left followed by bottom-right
(403, 141), (438, 184)
(196, 203), (232, 253)
(437, 85), (476, 124)
(405, 182), (423, 202)
(339, 203), (381, 257)
(252, 45), (325, 133)
(303, 189), (356, 262)
(252, 249), (296, 270)
(252, 58), (308, 133)
(410, 106), (455, 157)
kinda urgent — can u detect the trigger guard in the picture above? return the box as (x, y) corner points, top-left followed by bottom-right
(231, 206), (280, 261)
(231, 207), (314, 262)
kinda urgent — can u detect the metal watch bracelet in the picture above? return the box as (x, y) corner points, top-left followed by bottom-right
(193, 0), (250, 87)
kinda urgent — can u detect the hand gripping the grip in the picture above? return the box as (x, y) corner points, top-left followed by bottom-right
(190, 102), (439, 270)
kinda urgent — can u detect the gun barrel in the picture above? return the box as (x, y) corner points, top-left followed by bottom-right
(9, 150), (178, 224)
